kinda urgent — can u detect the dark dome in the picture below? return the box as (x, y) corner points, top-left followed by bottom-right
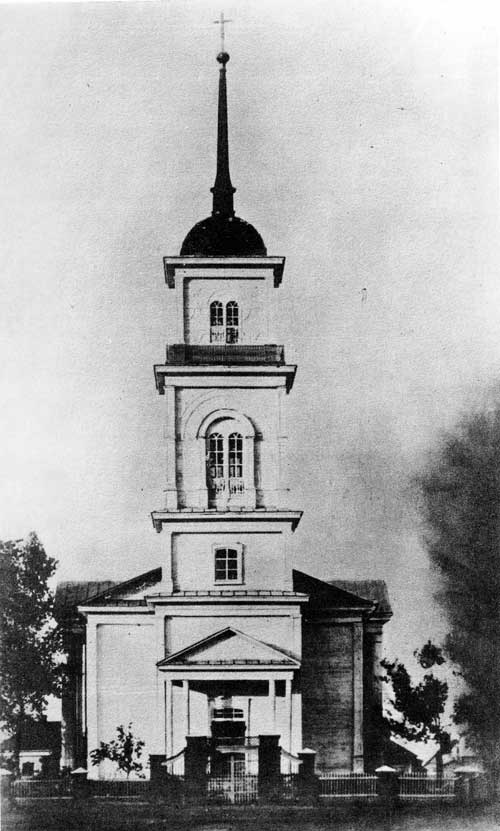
(180, 215), (267, 256)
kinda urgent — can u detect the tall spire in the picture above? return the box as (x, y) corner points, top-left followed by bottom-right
(211, 13), (235, 218)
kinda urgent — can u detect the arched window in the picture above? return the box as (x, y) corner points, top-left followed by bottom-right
(228, 432), (243, 493)
(207, 433), (224, 493)
(209, 300), (240, 343)
(226, 301), (239, 343)
(206, 427), (244, 501)
(210, 301), (224, 343)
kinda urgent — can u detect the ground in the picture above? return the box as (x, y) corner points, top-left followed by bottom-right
(2, 802), (499, 831)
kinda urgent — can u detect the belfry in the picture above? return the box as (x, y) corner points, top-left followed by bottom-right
(56, 34), (391, 779)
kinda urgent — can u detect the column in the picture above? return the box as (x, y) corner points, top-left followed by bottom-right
(164, 386), (178, 510)
(286, 679), (292, 752)
(182, 680), (190, 740)
(269, 680), (277, 733)
(85, 623), (98, 778)
(353, 622), (364, 771)
(165, 679), (173, 757)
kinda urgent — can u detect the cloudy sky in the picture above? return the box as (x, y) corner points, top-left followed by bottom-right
(1, 0), (498, 671)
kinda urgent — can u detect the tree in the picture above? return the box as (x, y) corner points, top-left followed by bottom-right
(381, 641), (454, 775)
(0, 533), (60, 774)
(90, 724), (145, 778)
(419, 407), (500, 782)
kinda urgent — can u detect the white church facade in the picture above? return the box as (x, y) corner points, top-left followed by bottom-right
(56, 40), (391, 777)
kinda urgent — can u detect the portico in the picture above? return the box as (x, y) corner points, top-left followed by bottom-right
(157, 627), (300, 758)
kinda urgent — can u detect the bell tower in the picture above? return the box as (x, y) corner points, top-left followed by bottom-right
(152, 43), (302, 595)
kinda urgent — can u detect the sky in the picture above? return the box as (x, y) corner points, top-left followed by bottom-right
(1, 0), (499, 683)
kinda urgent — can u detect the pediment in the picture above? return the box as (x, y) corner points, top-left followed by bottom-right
(157, 627), (299, 668)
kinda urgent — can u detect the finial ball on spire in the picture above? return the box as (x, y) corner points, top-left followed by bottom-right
(217, 51), (230, 65)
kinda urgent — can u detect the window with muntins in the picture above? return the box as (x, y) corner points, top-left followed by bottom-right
(214, 546), (242, 582)
(209, 300), (239, 343)
(206, 430), (244, 498)
(210, 301), (225, 343)
(226, 301), (239, 344)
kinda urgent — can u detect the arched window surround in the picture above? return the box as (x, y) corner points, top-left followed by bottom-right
(203, 414), (256, 509)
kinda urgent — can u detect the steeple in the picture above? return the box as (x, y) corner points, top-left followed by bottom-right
(211, 50), (236, 218)
(179, 18), (267, 257)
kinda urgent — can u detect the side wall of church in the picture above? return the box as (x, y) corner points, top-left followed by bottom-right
(301, 620), (355, 770)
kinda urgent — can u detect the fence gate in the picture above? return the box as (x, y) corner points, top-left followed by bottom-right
(208, 755), (258, 804)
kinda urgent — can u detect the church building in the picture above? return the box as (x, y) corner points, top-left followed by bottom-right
(56, 35), (391, 777)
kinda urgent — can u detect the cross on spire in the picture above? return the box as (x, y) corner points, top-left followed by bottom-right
(214, 11), (232, 53)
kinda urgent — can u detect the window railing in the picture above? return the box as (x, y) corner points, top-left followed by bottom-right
(208, 478), (245, 496)
(213, 707), (245, 720)
(210, 478), (227, 495)
(229, 478), (245, 495)
(210, 327), (226, 344)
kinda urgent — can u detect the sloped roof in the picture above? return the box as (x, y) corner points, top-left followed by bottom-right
(54, 568), (162, 621)
(54, 581), (117, 621)
(84, 568), (162, 606)
(328, 579), (392, 617)
(292, 571), (392, 619)
(293, 570), (375, 610)
(1, 719), (60, 753)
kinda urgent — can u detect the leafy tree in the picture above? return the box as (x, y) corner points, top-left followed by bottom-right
(419, 407), (500, 782)
(90, 724), (145, 778)
(0, 533), (60, 773)
(381, 641), (454, 775)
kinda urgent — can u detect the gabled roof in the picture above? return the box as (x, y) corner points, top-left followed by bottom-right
(157, 626), (299, 668)
(292, 570), (375, 612)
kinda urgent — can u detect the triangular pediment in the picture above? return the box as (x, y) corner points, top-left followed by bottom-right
(157, 627), (299, 668)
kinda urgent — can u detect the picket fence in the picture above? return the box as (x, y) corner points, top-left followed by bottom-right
(10, 771), (462, 803)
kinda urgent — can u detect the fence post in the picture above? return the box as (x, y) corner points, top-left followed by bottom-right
(297, 748), (318, 804)
(258, 735), (281, 802)
(70, 767), (89, 799)
(454, 769), (476, 805)
(149, 754), (167, 795)
(185, 737), (208, 805)
(0, 770), (13, 808)
(375, 765), (399, 811)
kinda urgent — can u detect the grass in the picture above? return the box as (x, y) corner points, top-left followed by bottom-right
(2, 800), (500, 831)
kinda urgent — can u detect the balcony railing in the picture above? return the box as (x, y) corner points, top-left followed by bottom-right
(166, 344), (285, 365)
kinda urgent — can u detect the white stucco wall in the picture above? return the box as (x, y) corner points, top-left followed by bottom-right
(92, 623), (156, 779)
(171, 531), (286, 591)
(183, 275), (274, 344)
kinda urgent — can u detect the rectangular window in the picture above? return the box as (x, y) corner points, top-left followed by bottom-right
(214, 546), (243, 583)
